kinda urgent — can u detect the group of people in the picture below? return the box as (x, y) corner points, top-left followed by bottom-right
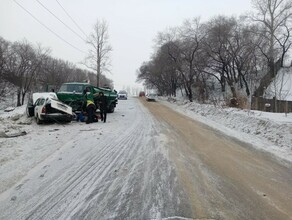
(82, 87), (108, 124)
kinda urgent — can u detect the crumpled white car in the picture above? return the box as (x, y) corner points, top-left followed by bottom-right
(27, 93), (73, 124)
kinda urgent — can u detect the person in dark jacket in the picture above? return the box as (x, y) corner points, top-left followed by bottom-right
(97, 92), (108, 123)
(83, 87), (96, 124)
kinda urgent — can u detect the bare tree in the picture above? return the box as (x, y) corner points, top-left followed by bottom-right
(0, 37), (9, 75)
(84, 19), (112, 87)
(0, 37), (10, 100)
(152, 28), (185, 96)
(38, 57), (77, 91)
(251, 0), (292, 63)
(204, 16), (240, 98)
(1, 36), (114, 101)
(178, 18), (207, 102)
(202, 15), (261, 103)
(275, 21), (292, 67)
(152, 19), (207, 102)
(251, 0), (292, 96)
(137, 50), (179, 97)
(3, 40), (49, 105)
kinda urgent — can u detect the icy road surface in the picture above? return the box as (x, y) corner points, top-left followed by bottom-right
(0, 97), (291, 220)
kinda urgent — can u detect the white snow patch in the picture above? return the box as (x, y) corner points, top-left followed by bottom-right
(265, 67), (292, 101)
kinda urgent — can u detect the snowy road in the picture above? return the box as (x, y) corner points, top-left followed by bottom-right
(0, 97), (291, 220)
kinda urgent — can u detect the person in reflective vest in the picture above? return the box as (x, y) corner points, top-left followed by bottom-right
(83, 87), (96, 124)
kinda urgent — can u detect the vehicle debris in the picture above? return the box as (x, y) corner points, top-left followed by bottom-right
(0, 131), (27, 138)
(4, 107), (15, 112)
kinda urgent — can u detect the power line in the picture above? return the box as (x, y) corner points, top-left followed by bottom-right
(55, 0), (88, 39)
(13, 0), (86, 54)
(35, 0), (86, 42)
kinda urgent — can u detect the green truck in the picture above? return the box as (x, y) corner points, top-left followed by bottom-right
(57, 82), (118, 113)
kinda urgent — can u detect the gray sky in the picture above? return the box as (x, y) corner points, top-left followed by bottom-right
(0, 0), (252, 91)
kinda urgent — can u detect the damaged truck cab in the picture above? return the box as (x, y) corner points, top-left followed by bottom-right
(56, 82), (118, 113)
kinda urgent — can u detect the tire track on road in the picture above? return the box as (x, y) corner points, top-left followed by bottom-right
(23, 100), (154, 219)
(142, 98), (292, 220)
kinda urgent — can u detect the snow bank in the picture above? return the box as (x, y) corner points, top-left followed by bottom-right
(160, 97), (292, 163)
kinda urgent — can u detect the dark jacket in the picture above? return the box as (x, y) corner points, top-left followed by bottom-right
(98, 95), (108, 110)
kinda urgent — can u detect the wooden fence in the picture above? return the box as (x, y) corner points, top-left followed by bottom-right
(251, 97), (292, 113)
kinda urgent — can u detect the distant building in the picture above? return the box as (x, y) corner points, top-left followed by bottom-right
(264, 67), (292, 101)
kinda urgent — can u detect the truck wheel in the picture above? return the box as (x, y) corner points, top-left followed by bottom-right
(108, 103), (115, 113)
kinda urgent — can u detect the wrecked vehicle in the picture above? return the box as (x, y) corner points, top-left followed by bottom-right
(56, 82), (118, 113)
(27, 93), (73, 124)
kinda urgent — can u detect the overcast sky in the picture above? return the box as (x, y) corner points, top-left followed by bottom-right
(0, 0), (253, 91)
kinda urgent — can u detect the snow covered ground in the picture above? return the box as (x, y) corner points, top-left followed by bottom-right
(0, 97), (190, 219)
(159, 97), (292, 164)
(0, 96), (291, 219)
(0, 96), (291, 193)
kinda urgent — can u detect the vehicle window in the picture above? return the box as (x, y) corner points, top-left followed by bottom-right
(76, 85), (85, 93)
(59, 84), (84, 93)
(35, 99), (40, 106)
(37, 98), (45, 105)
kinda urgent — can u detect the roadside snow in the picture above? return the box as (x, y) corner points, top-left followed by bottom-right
(160, 97), (292, 164)
(0, 97), (291, 196)
(0, 106), (91, 194)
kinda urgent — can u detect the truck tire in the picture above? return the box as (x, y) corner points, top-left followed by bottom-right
(108, 103), (115, 113)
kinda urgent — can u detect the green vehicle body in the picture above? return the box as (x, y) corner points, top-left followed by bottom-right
(56, 82), (118, 113)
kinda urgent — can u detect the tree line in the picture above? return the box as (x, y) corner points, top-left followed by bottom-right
(0, 37), (113, 106)
(137, 0), (292, 106)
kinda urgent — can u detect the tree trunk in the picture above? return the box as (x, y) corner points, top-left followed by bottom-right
(186, 84), (193, 102)
(97, 58), (100, 87)
(17, 89), (21, 107)
(230, 85), (237, 99)
(21, 91), (26, 105)
(253, 59), (282, 97)
(241, 75), (250, 96)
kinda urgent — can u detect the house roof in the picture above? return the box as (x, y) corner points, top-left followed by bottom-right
(265, 67), (292, 101)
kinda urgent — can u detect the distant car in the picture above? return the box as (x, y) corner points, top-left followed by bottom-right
(27, 93), (73, 124)
(118, 90), (128, 100)
(146, 93), (157, 101)
(139, 91), (145, 97)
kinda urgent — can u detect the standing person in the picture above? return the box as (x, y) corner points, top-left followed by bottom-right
(98, 92), (108, 123)
(83, 87), (96, 124)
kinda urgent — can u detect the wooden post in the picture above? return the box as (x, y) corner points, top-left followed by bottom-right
(273, 97), (276, 112)
(255, 97), (258, 110)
